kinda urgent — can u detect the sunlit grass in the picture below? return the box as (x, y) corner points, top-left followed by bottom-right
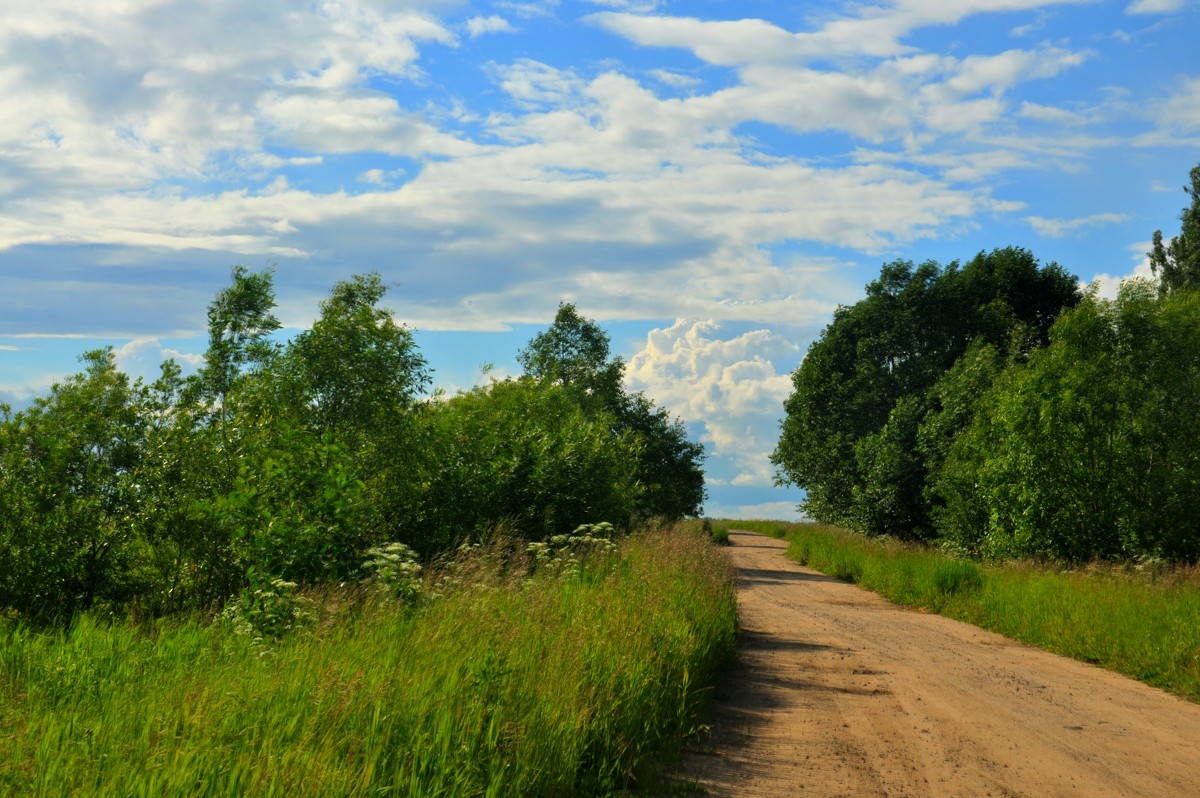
(0, 523), (736, 797)
(719, 519), (1200, 702)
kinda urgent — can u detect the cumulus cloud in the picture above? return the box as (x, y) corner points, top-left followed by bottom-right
(0, 0), (1177, 347)
(0, 0), (457, 209)
(626, 320), (800, 488)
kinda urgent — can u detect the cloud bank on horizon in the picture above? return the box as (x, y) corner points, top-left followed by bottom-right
(1, 0), (1197, 518)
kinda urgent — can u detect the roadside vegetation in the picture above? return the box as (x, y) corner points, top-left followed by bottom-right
(0, 278), (723, 794)
(773, 162), (1200, 566)
(716, 519), (1200, 702)
(0, 522), (736, 796)
(0, 275), (705, 623)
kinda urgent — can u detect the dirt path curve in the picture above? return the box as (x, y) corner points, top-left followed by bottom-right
(673, 530), (1200, 797)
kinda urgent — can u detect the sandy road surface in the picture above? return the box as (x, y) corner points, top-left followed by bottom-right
(674, 531), (1200, 797)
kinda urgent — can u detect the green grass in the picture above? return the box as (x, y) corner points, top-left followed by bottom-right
(0, 523), (736, 797)
(685, 519), (729, 546)
(705, 519), (791, 541)
(720, 520), (1200, 702)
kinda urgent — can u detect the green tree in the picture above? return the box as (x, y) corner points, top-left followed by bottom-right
(955, 281), (1200, 562)
(200, 265), (281, 407)
(284, 272), (429, 438)
(518, 303), (706, 520)
(202, 420), (373, 584)
(131, 359), (241, 612)
(278, 273), (431, 548)
(0, 349), (149, 619)
(773, 248), (1079, 537)
(1150, 164), (1200, 297)
(618, 393), (706, 518)
(418, 379), (642, 549)
(518, 302), (624, 410)
(917, 342), (1005, 555)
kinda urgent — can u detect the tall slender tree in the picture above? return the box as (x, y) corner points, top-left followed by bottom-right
(1150, 164), (1200, 297)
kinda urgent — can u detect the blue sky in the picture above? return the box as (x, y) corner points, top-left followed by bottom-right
(2, 0), (1198, 520)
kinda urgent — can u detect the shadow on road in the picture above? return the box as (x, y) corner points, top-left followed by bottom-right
(738, 566), (841, 586)
(668, 530), (855, 793)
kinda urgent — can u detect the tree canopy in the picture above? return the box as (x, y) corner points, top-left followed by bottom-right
(519, 302), (706, 520)
(772, 247), (1080, 539)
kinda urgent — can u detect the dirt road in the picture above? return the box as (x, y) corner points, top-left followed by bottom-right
(674, 530), (1200, 797)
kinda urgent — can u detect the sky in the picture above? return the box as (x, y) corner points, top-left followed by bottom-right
(2, 0), (1198, 520)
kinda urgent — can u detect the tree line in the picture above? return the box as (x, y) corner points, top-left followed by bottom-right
(774, 164), (1200, 563)
(0, 279), (704, 623)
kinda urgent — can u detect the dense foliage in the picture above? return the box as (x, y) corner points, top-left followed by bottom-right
(774, 163), (1200, 563)
(519, 302), (706, 520)
(0, 279), (705, 622)
(940, 283), (1200, 561)
(772, 247), (1080, 540)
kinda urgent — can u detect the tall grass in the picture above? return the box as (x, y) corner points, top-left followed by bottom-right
(723, 520), (1200, 702)
(0, 523), (736, 797)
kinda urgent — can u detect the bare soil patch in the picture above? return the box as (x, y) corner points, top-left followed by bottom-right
(673, 530), (1200, 797)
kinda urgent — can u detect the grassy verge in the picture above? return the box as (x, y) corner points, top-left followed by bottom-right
(722, 520), (1200, 703)
(0, 523), (736, 797)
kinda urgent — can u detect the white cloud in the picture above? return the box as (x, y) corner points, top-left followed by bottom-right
(0, 0), (457, 208)
(466, 15), (515, 38)
(258, 92), (476, 157)
(1136, 77), (1200, 146)
(1090, 242), (1157, 299)
(590, 2), (1096, 65)
(1017, 101), (1087, 125)
(358, 167), (407, 186)
(626, 320), (800, 488)
(113, 337), (205, 379)
(0, 374), (62, 407)
(584, 0), (662, 12)
(1126, 0), (1187, 13)
(0, 0), (1172, 346)
(494, 0), (559, 19)
(1027, 212), (1130, 237)
(489, 59), (586, 108)
(589, 12), (1090, 147)
(733, 501), (804, 521)
(360, 169), (387, 185)
(648, 69), (700, 90)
